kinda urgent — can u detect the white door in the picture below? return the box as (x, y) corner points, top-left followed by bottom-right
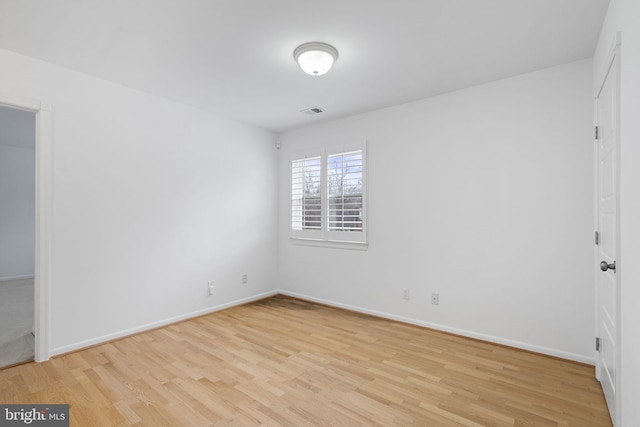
(595, 47), (619, 425)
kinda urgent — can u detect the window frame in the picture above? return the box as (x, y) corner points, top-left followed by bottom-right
(290, 142), (368, 247)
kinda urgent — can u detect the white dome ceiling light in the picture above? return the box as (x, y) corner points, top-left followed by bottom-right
(293, 42), (339, 76)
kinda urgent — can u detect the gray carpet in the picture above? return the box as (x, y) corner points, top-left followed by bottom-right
(0, 278), (34, 368)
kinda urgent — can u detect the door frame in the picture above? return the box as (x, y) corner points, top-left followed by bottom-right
(594, 32), (621, 426)
(0, 93), (52, 362)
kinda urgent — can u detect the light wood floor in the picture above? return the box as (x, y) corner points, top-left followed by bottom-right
(0, 295), (612, 426)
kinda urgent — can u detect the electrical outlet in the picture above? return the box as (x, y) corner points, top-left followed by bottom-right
(242, 274), (248, 284)
(208, 281), (215, 295)
(431, 293), (439, 305)
(402, 289), (410, 300)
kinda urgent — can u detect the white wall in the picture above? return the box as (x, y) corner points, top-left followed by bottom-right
(0, 143), (35, 281)
(594, 0), (640, 425)
(0, 48), (279, 355)
(278, 59), (594, 362)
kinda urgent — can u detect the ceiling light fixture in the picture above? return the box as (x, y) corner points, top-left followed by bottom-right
(293, 42), (339, 76)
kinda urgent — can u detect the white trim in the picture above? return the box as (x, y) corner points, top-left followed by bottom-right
(0, 274), (35, 282)
(50, 290), (278, 357)
(0, 93), (53, 363)
(593, 88), (600, 378)
(0, 95), (42, 112)
(292, 238), (368, 251)
(278, 290), (594, 365)
(34, 104), (53, 363)
(44, 286), (593, 365)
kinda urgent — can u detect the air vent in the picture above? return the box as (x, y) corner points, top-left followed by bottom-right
(301, 106), (325, 115)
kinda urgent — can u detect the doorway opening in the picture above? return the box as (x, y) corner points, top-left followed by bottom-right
(0, 95), (52, 366)
(0, 105), (36, 367)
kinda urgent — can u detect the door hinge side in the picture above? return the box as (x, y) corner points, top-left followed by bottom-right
(596, 337), (601, 352)
(595, 126), (599, 140)
(595, 231), (600, 245)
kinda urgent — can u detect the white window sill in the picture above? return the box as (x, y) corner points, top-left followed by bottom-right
(290, 237), (369, 251)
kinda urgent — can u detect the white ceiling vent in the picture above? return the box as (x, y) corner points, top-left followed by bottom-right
(301, 106), (325, 115)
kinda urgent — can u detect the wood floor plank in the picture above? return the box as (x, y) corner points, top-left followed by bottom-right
(0, 295), (612, 426)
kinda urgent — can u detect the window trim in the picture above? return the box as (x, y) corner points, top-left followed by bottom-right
(290, 141), (368, 247)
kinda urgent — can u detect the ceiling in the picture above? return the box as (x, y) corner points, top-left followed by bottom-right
(0, 0), (609, 133)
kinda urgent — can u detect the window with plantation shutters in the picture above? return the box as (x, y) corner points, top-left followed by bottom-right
(327, 151), (363, 232)
(291, 156), (322, 234)
(290, 143), (367, 245)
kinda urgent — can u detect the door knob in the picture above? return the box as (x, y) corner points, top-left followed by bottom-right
(600, 261), (616, 272)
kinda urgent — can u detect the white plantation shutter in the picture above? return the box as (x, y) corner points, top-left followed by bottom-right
(291, 142), (367, 245)
(327, 151), (363, 232)
(291, 156), (322, 239)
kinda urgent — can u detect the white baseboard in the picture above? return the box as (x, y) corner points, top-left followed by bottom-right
(48, 289), (594, 365)
(278, 290), (595, 365)
(50, 290), (278, 357)
(0, 274), (34, 282)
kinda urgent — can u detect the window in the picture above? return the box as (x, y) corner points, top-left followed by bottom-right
(328, 151), (363, 231)
(291, 143), (367, 245)
(291, 156), (322, 232)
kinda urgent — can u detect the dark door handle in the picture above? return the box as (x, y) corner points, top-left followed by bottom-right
(600, 261), (616, 272)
